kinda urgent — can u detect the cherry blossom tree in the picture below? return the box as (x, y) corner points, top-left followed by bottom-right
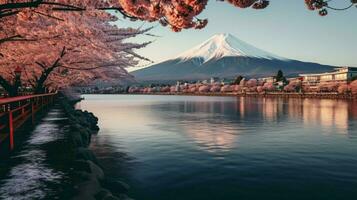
(305, 0), (357, 16)
(170, 86), (177, 93)
(257, 86), (263, 93)
(262, 82), (275, 92)
(337, 84), (350, 94)
(1, 0), (355, 33)
(128, 86), (140, 93)
(187, 84), (197, 93)
(160, 86), (170, 92)
(199, 85), (210, 93)
(0, 0), (266, 33)
(210, 85), (221, 93)
(233, 85), (242, 92)
(350, 80), (357, 95)
(109, 0), (357, 31)
(246, 79), (258, 88)
(246, 86), (257, 92)
(0, 0), (127, 19)
(220, 85), (233, 93)
(317, 82), (340, 93)
(284, 81), (302, 92)
(180, 85), (188, 92)
(0, 7), (151, 95)
(302, 85), (314, 93)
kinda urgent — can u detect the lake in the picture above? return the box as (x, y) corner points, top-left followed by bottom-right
(79, 95), (357, 200)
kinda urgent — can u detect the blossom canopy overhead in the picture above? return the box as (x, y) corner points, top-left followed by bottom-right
(0, 0), (152, 95)
(0, 0), (355, 32)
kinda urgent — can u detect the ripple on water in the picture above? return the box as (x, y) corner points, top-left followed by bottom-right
(0, 150), (63, 200)
(27, 123), (62, 145)
(0, 109), (66, 200)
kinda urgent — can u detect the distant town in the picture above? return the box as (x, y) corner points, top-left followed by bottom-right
(80, 67), (357, 99)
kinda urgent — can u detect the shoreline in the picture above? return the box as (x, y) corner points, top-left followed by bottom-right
(82, 92), (357, 100)
(58, 93), (132, 200)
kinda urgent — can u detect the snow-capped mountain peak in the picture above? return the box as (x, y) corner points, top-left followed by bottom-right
(176, 33), (286, 63)
(132, 33), (334, 81)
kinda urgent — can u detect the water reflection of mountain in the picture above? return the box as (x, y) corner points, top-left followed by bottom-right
(153, 97), (357, 152)
(81, 95), (357, 155)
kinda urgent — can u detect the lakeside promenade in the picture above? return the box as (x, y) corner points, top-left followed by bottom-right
(0, 93), (56, 150)
(0, 93), (131, 200)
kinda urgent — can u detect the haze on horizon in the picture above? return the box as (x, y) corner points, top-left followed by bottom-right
(114, 0), (357, 72)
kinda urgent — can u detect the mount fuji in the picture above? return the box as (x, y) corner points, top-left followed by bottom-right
(131, 33), (334, 81)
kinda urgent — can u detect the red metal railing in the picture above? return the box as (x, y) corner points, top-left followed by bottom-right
(0, 93), (56, 150)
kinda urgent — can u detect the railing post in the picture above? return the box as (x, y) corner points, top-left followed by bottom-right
(0, 93), (57, 150)
(31, 101), (35, 125)
(45, 96), (48, 109)
(9, 111), (14, 150)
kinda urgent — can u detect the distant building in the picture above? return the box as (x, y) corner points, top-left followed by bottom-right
(210, 77), (220, 84)
(287, 77), (303, 83)
(239, 78), (246, 86)
(220, 78), (230, 85)
(299, 67), (357, 86)
(277, 81), (285, 87)
(175, 81), (180, 92)
(259, 76), (276, 83)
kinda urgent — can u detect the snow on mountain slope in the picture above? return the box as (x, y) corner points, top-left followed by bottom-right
(176, 33), (287, 63)
(131, 33), (334, 81)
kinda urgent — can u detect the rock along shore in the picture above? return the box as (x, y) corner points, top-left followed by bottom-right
(58, 93), (132, 200)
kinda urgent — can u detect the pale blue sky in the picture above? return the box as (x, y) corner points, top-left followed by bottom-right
(113, 0), (357, 71)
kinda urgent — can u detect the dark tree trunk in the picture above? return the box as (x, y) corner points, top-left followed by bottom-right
(7, 88), (19, 97)
(34, 68), (54, 94)
(34, 47), (66, 94)
(0, 75), (19, 97)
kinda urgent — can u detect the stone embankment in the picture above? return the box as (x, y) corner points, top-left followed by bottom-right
(58, 93), (132, 200)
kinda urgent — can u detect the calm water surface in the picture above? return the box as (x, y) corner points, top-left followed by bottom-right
(79, 95), (357, 200)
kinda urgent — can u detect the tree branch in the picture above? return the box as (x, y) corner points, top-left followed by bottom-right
(61, 65), (104, 71)
(35, 61), (47, 69)
(32, 10), (65, 21)
(0, 1), (137, 20)
(0, 74), (15, 95)
(0, 0), (42, 10)
(34, 46), (66, 93)
(97, 7), (137, 20)
(0, 35), (22, 44)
